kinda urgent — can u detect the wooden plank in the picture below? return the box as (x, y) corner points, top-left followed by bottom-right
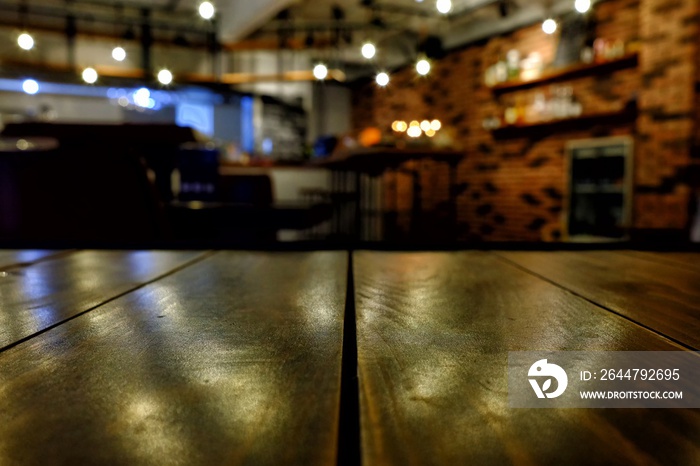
(0, 251), (347, 466)
(0, 250), (65, 270)
(0, 250), (206, 349)
(500, 251), (700, 349)
(354, 251), (700, 466)
(621, 251), (700, 274)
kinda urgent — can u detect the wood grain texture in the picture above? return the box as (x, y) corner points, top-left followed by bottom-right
(0, 251), (347, 466)
(0, 250), (64, 269)
(0, 250), (206, 349)
(620, 251), (700, 274)
(500, 251), (700, 349)
(354, 251), (700, 466)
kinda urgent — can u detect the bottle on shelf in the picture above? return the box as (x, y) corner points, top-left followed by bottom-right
(593, 38), (626, 63)
(520, 52), (543, 81)
(498, 86), (585, 127)
(494, 59), (508, 83)
(506, 49), (521, 80)
(504, 99), (518, 125)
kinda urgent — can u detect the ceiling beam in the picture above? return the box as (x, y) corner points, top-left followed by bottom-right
(366, 0), (502, 20)
(0, 1), (211, 35)
(0, 19), (341, 51)
(1, 57), (346, 85)
(442, 0), (579, 50)
(216, 0), (296, 42)
(166, 0), (182, 12)
(0, 19), (209, 46)
(187, 69), (347, 84)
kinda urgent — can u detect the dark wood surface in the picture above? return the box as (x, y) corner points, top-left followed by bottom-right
(0, 251), (347, 466)
(2, 249), (699, 465)
(354, 251), (700, 466)
(0, 250), (206, 350)
(621, 250), (700, 274)
(499, 251), (700, 349)
(0, 250), (63, 269)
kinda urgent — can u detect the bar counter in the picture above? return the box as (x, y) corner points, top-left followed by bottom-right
(0, 249), (698, 465)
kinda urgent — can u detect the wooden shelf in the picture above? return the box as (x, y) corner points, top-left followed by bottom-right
(490, 106), (637, 137)
(488, 53), (638, 93)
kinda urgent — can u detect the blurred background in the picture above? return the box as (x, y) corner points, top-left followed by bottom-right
(1, 0), (699, 247)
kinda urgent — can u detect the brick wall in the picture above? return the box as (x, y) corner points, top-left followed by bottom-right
(350, 0), (698, 241)
(636, 0), (698, 230)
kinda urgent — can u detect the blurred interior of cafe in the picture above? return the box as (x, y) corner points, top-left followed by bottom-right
(1, 0), (699, 248)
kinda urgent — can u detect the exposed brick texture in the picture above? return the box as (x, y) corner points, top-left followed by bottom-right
(350, 0), (698, 241)
(637, 0), (698, 229)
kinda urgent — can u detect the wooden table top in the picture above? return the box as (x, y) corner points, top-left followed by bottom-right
(0, 250), (347, 466)
(355, 251), (700, 466)
(0, 249), (698, 465)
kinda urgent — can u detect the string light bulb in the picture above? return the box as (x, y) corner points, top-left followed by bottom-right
(575, 0), (591, 13)
(376, 72), (390, 87)
(82, 67), (98, 84)
(157, 69), (173, 85)
(407, 126), (422, 138)
(18, 32), (34, 50)
(313, 64), (329, 80)
(199, 2), (215, 19)
(436, 0), (452, 14)
(416, 58), (431, 76)
(542, 18), (557, 34)
(134, 88), (152, 108)
(22, 79), (39, 95)
(112, 46), (126, 61)
(392, 121), (408, 132)
(361, 43), (376, 59)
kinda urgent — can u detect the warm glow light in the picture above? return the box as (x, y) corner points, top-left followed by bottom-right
(376, 72), (389, 87)
(82, 67), (98, 84)
(407, 126), (422, 138)
(22, 79), (39, 95)
(575, 0), (591, 13)
(436, 0), (452, 14)
(18, 33), (34, 50)
(392, 121), (409, 132)
(425, 129), (436, 137)
(199, 1), (215, 19)
(112, 46), (126, 61)
(416, 59), (431, 76)
(361, 43), (376, 59)
(431, 119), (442, 131)
(420, 120), (431, 132)
(313, 64), (328, 80)
(542, 18), (557, 34)
(157, 69), (173, 85)
(409, 120), (420, 127)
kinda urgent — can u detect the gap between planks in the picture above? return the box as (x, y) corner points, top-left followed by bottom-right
(491, 251), (699, 352)
(0, 250), (217, 355)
